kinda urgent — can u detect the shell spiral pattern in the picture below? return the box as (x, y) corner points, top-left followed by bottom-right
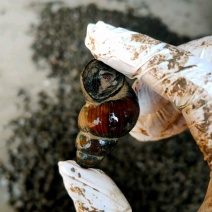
(76, 59), (140, 167)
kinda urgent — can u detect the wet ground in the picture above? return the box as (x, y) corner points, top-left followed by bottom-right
(0, 1), (212, 212)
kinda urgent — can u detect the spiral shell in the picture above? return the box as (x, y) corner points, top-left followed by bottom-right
(76, 59), (140, 167)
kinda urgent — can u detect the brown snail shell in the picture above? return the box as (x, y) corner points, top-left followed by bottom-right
(76, 59), (140, 167)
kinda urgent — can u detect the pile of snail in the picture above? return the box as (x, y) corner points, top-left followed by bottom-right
(75, 59), (140, 167)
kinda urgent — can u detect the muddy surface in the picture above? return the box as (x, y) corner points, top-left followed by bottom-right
(0, 3), (209, 212)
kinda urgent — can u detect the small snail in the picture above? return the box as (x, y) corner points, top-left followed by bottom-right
(76, 59), (140, 167)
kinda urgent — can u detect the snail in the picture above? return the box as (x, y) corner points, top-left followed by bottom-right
(76, 59), (140, 167)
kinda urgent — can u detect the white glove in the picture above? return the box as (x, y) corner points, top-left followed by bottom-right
(59, 21), (212, 212)
(58, 160), (131, 212)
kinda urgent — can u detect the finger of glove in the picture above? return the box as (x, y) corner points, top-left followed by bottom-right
(131, 36), (212, 141)
(198, 172), (212, 212)
(58, 160), (132, 212)
(179, 36), (212, 63)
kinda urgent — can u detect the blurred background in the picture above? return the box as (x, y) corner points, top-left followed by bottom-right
(0, 0), (212, 211)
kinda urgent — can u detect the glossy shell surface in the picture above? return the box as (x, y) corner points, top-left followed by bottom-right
(78, 96), (139, 138)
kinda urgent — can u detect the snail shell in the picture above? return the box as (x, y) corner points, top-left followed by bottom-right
(76, 59), (140, 167)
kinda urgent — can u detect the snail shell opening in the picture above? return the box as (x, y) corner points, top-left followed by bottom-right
(81, 59), (125, 103)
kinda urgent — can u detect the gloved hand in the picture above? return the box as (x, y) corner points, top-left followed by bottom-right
(59, 21), (212, 212)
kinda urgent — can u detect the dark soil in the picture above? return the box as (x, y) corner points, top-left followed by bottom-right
(0, 3), (209, 212)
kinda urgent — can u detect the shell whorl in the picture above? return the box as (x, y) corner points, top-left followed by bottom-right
(76, 59), (140, 167)
(81, 59), (125, 103)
